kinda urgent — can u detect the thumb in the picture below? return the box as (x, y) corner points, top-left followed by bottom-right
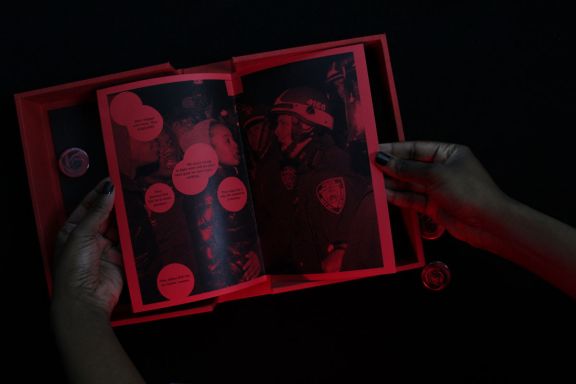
(75, 181), (116, 236)
(375, 151), (436, 184)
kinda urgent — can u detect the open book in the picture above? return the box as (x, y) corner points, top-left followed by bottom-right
(97, 40), (424, 312)
(16, 34), (424, 322)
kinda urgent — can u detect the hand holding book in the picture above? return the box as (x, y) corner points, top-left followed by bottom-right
(52, 178), (121, 318)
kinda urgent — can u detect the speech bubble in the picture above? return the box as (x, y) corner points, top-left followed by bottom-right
(172, 143), (219, 195)
(127, 105), (163, 142)
(217, 176), (248, 212)
(144, 183), (175, 213)
(109, 91), (163, 142)
(110, 92), (142, 126)
(157, 263), (195, 300)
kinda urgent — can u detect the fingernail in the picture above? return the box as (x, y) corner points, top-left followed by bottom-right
(101, 181), (114, 195)
(375, 151), (392, 166)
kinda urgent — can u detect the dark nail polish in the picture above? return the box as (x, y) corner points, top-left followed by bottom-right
(101, 181), (114, 195)
(375, 151), (392, 166)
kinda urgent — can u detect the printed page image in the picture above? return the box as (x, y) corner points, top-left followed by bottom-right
(98, 75), (265, 312)
(236, 46), (396, 279)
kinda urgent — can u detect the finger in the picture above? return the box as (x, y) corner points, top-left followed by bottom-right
(242, 252), (257, 270)
(102, 243), (123, 268)
(376, 154), (436, 184)
(378, 142), (458, 163)
(384, 177), (427, 194)
(67, 178), (113, 226)
(74, 181), (116, 237)
(103, 213), (119, 244)
(56, 178), (113, 248)
(243, 258), (254, 271)
(241, 270), (252, 282)
(385, 189), (430, 214)
(56, 221), (78, 251)
(242, 253), (260, 280)
(248, 258), (261, 276)
(243, 263), (260, 281)
(245, 263), (260, 281)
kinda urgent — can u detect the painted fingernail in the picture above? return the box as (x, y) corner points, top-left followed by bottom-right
(101, 181), (114, 195)
(375, 151), (392, 166)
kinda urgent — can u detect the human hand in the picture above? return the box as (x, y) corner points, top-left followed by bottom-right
(322, 243), (348, 273)
(52, 178), (123, 318)
(241, 250), (262, 281)
(375, 142), (509, 249)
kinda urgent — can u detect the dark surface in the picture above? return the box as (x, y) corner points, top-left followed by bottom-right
(3, 2), (575, 382)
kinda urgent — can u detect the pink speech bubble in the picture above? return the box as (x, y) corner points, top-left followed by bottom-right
(217, 177), (248, 212)
(110, 92), (142, 126)
(144, 183), (175, 213)
(109, 91), (163, 142)
(127, 105), (163, 142)
(172, 143), (219, 195)
(157, 263), (195, 300)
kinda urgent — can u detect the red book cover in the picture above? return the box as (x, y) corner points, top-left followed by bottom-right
(17, 34), (425, 320)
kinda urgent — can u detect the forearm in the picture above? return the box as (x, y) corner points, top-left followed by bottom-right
(51, 299), (145, 384)
(482, 197), (576, 299)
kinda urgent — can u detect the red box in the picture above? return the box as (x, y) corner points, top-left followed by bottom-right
(16, 34), (424, 325)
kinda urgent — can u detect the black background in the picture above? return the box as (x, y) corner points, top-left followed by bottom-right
(3, 2), (575, 382)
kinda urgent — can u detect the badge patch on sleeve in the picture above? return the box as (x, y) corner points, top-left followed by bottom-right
(316, 177), (346, 214)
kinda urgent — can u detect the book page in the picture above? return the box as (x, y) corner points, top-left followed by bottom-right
(235, 45), (396, 280)
(98, 74), (266, 312)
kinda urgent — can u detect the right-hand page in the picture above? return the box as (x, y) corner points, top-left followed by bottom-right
(235, 44), (396, 279)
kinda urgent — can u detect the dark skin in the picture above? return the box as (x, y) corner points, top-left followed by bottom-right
(50, 142), (575, 382)
(376, 142), (576, 299)
(51, 178), (144, 384)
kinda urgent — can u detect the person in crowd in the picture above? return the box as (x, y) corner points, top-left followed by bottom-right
(172, 118), (262, 289)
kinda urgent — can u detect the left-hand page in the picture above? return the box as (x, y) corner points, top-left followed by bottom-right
(97, 74), (267, 313)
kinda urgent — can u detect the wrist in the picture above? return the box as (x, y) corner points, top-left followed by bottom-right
(468, 193), (529, 256)
(476, 191), (515, 229)
(453, 191), (516, 252)
(489, 193), (524, 230)
(51, 296), (110, 330)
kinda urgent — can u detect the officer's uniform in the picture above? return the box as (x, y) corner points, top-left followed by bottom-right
(290, 134), (381, 273)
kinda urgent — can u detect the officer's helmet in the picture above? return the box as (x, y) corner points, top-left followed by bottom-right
(271, 87), (334, 130)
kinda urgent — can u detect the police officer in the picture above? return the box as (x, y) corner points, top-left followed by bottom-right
(269, 87), (382, 273)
